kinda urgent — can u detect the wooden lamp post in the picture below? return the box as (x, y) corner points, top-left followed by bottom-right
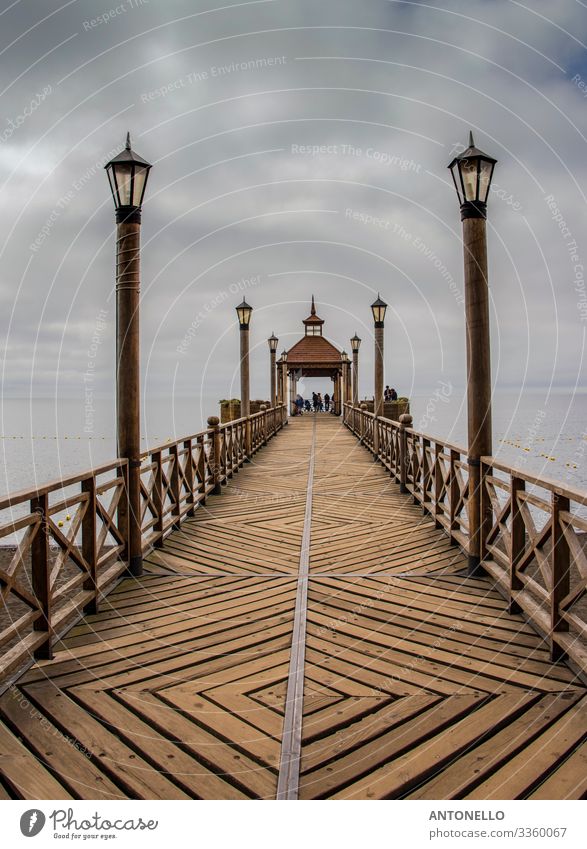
(350, 333), (361, 407)
(341, 351), (350, 419)
(236, 299), (253, 458)
(236, 299), (253, 418)
(105, 132), (152, 578)
(280, 350), (288, 418)
(449, 131), (497, 576)
(268, 332), (278, 408)
(371, 295), (387, 457)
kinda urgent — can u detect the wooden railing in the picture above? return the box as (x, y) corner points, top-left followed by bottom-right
(344, 402), (470, 549)
(481, 457), (587, 672)
(344, 401), (587, 675)
(0, 404), (286, 685)
(0, 460), (128, 683)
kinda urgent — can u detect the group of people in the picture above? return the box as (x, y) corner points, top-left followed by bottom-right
(384, 386), (398, 401)
(293, 392), (333, 414)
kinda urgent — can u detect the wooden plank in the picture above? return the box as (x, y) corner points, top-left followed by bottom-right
(465, 695), (587, 799)
(1, 689), (124, 799)
(0, 718), (73, 799)
(408, 692), (580, 799)
(24, 683), (191, 799)
(331, 693), (535, 799)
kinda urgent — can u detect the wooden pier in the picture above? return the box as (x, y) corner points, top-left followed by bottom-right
(1, 414), (585, 800)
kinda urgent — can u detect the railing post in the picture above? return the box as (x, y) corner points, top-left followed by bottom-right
(153, 450), (164, 547)
(31, 493), (52, 660)
(208, 416), (222, 495)
(509, 474), (525, 615)
(184, 439), (195, 515)
(399, 413), (413, 494)
(359, 403), (367, 444)
(551, 491), (570, 662)
(434, 443), (443, 529)
(449, 448), (459, 544)
(196, 435), (206, 507)
(82, 477), (98, 615)
(422, 436), (431, 514)
(170, 443), (181, 530)
(260, 405), (268, 446)
(245, 416), (252, 461)
(373, 415), (379, 460)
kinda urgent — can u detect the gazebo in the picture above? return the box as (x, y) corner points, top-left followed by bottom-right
(277, 298), (351, 415)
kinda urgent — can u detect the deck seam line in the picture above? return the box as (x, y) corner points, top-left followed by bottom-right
(276, 417), (316, 800)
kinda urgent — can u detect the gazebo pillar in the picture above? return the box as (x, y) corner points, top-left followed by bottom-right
(333, 372), (341, 416)
(290, 372), (297, 415)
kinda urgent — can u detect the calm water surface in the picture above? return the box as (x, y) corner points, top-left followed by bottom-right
(1, 390), (586, 496)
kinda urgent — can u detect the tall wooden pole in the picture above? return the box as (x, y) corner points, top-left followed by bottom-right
(373, 323), (384, 457)
(116, 212), (142, 577)
(462, 213), (492, 576)
(281, 360), (288, 416)
(270, 349), (276, 408)
(374, 324), (384, 418)
(352, 349), (359, 406)
(239, 325), (250, 418)
(290, 372), (297, 415)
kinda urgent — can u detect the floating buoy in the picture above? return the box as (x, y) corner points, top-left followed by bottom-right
(58, 520), (64, 527)
(66, 514), (71, 521)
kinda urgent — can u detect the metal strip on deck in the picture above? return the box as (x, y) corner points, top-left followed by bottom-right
(276, 417), (316, 800)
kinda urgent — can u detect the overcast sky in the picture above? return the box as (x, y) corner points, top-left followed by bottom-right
(1, 0), (586, 416)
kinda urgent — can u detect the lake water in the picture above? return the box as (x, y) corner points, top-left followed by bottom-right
(1, 389), (586, 497)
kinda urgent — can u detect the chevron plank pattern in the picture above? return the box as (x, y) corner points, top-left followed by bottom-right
(0, 415), (585, 800)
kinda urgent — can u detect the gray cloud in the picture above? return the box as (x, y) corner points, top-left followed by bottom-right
(0, 0), (586, 420)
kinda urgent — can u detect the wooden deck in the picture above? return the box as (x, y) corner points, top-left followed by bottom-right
(1, 415), (585, 800)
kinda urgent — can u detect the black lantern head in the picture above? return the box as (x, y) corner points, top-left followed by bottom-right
(350, 333), (361, 353)
(268, 332), (279, 353)
(371, 294), (387, 327)
(281, 349), (288, 362)
(236, 298), (253, 328)
(448, 131), (497, 219)
(105, 132), (151, 220)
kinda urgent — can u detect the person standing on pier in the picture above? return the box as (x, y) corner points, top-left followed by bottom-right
(324, 392), (330, 412)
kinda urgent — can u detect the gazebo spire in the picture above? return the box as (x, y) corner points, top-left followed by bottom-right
(303, 295), (324, 336)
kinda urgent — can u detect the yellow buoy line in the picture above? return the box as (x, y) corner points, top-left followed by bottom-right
(498, 438), (579, 469)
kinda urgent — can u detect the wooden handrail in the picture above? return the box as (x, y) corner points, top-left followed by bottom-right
(344, 401), (587, 677)
(0, 459), (127, 511)
(0, 404), (286, 688)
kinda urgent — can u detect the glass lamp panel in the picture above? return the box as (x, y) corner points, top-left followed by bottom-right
(372, 305), (386, 323)
(114, 163), (133, 206)
(449, 163), (464, 205)
(237, 303), (252, 325)
(477, 160), (495, 204)
(460, 158), (479, 202)
(132, 166), (148, 206)
(106, 167), (118, 207)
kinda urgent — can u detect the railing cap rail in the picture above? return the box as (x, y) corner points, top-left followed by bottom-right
(481, 455), (587, 504)
(0, 458), (128, 511)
